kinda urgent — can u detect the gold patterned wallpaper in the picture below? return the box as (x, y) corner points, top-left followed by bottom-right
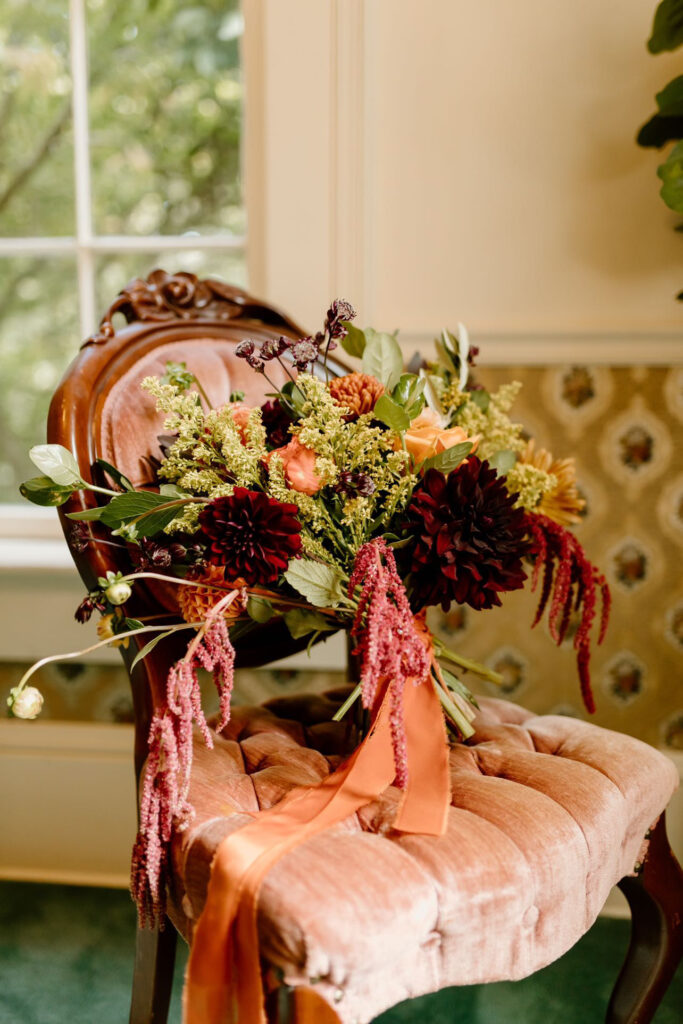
(2, 365), (682, 751)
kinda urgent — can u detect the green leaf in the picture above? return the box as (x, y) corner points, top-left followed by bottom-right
(284, 608), (335, 639)
(29, 444), (82, 487)
(648, 0), (683, 53)
(95, 458), (134, 491)
(131, 630), (176, 670)
(280, 380), (307, 415)
(362, 332), (404, 389)
(66, 505), (107, 521)
(284, 559), (345, 607)
(159, 483), (185, 498)
(19, 476), (74, 507)
(340, 322), (366, 358)
(373, 394), (411, 434)
(658, 140), (683, 212)
(487, 449), (517, 475)
(247, 596), (275, 623)
(99, 490), (175, 528)
(161, 360), (195, 391)
(392, 373), (425, 406)
(420, 441), (473, 475)
(637, 113), (683, 148)
(469, 389), (490, 412)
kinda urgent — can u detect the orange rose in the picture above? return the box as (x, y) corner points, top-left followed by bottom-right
(224, 403), (255, 443)
(404, 408), (477, 464)
(268, 436), (322, 495)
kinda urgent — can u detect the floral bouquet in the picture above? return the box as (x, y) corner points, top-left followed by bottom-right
(10, 300), (610, 935)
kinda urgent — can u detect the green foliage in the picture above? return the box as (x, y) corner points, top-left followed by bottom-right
(372, 394), (411, 434)
(19, 475), (74, 506)
(339, 322), (367, 358)
(284, 608), (335, 639)
(283, 560), (345, 608)
(29, 444), (82, 487)
(658, 140), (683, 212)
(420, 442), (473, 475)
(648, 0), (683, 53)
(361, 331), (403, 389)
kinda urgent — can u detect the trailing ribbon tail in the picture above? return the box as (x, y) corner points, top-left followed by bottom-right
(183, 643), (450, 1024)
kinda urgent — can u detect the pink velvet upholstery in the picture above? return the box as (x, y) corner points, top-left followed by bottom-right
(165, 690), (678, 1024)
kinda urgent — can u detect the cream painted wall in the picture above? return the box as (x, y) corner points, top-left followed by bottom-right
(247, 1), (682, 340)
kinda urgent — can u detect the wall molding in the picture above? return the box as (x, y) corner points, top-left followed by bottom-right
(402, 331), (683, 366)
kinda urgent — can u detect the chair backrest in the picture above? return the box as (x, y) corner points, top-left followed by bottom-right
(47, 270), (347, 777)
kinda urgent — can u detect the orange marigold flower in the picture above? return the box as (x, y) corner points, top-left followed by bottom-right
(328, 372), (385, 419)
(519, 439), (585, 526)
(178, 566), (246, 624)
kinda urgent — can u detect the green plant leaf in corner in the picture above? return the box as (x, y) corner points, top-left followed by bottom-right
(284, 560), (345, 608)
(658, 140), (683, 213)
(247, 596), (275, 623)
(648, 0), (683, 53)
(487, 449), (517, 475)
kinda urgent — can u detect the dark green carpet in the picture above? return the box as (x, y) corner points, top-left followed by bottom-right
(0, 881), (680, 1023)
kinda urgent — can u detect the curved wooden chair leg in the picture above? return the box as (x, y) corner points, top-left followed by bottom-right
(129, 919), (178, 1024)
(606, 813), (683, 1024)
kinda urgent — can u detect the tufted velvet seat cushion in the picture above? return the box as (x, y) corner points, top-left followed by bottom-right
(165, 689), (678, 1024)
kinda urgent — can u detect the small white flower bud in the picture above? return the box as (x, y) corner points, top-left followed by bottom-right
(10, 686), (44, 720)
(106, 581), (132, 606)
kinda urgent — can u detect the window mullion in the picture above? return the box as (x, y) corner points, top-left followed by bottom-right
(69, 0), (96, 336)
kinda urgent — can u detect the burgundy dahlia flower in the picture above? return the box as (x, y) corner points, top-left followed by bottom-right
(406, 459), (529, 612)
(198, 488), (302, 586)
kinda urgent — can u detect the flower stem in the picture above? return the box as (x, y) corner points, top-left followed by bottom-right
(432, 675), (475, 739)
(13, 621), (203, 695)
(332, 683), (361, 722)
(434, 642), (503, 685)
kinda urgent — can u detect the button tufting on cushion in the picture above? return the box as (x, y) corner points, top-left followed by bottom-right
(164, 689), (678, 1024)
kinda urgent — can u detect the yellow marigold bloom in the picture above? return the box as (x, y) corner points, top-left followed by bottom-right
(519, 439), (585, 526)
(177, 566), (247, 624)
(97, 613), (129, 649)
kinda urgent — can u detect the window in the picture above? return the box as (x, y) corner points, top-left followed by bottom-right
(0, 0), (246, 504)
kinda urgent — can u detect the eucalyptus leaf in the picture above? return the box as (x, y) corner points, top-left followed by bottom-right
(29, 444), (82, 487)
(657, 75), (683, 116)
(487, 449), (517, 475)
(284, 559), (345, 608)
(247, 596), (275, 623)
(373, 394), (411, 434)
(420, 441), (473, 475)
(95, 458), (134, 492)
(19, 476), (74, 507)
(340, 322), (366, 358)
(362, 332), (403, 389)
(284, 608), (335, 639)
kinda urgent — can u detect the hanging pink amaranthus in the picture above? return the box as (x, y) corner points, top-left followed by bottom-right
(349, 538), (431, 787)
(526, 513), (610, 714)
(130, 601), (237, 926)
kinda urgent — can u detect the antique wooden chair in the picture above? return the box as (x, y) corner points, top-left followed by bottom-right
(48, 271), (682, 1024)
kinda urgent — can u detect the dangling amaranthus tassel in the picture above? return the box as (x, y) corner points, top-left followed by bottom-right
(130, 593), (239, 926)
(349, 538), (431, 787)
(526, 513), (610, 713)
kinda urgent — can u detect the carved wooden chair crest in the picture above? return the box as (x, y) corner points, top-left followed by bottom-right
(48, 271), (682, 1024)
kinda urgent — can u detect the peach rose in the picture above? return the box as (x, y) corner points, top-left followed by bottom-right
(268, 436), (322, 495)
(227, 404), (255, 443)
(404, 408), (477, 464)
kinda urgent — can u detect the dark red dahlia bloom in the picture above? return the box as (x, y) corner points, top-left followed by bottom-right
(407, 459), (529, 612)
(198, 488), (302, 586)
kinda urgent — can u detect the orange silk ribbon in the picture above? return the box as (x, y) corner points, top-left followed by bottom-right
(183, 637), (451, 1024)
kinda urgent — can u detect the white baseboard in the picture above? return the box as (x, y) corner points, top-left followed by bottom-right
(1, 721), (681, 910)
